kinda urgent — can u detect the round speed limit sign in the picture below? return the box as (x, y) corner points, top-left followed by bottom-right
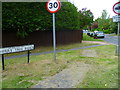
(46, 0), (61, 13)
(113, 2), (120, 14)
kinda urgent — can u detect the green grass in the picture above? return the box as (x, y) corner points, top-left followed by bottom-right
(76, 45), (118, 88)
(2, 42), (118, 88)
(110, 34), (117, 36)
(0, 62), (2, 90)
(83, 33), (103, 41)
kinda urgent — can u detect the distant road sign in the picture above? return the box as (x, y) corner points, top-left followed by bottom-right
(113, 15), (120, 22)
(46, 0), (61, 13)
(113, 2), (120, 14)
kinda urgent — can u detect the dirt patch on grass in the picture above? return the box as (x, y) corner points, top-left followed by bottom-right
(31, 62), (91, 88)
(82, 41), (112, 45)
(81, 49), (98, 57)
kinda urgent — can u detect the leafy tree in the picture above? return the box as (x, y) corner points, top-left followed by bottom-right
(79, 8), (94, 29)
(91, 22), (98, 30)
(96, 10), (110, 31)
(101, 10), (110, 19)
(2, 2), (80, 38)
(56, 2), (79, 30)
(109, 18), (117, 34)
(2, 2), (52, 38)
(95, 9), (117, 34)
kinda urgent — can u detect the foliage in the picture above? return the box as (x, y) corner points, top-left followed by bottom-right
(2, 2), (80, 38)
(95, 9), (117, 34)
(56, 2), (80, 30)
(101, 10), (110, 19)
(103, 29), (112, 34)
(109, 18), (117, 34)
(2, 2), (52, 38)
(91, 22), (98, 30)
(97, 10), (110, 31)
(79, 8), (94, 29)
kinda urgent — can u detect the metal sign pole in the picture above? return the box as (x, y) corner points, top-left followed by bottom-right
(53, 13), (56, 61)
(28, 50), (30, 63)
(117, 15), (120, 56)
(118, 15), (120, 36)
(46, 0), (61, 61)
(2, 54), (4, 70)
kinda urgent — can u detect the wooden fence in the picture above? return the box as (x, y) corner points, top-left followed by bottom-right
(2, 30), (83, 47)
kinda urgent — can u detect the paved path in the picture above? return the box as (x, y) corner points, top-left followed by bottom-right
(5, 44), (105, 60)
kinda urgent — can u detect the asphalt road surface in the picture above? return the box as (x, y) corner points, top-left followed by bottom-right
(100, 34), (118, 45)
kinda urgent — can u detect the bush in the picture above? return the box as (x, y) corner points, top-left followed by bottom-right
(103, 29), (112, 34)
(2, 2), (80, 38)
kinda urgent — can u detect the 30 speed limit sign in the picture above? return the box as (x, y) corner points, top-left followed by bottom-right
(46, 0), (61, 61)
(46, 0), (61, 13)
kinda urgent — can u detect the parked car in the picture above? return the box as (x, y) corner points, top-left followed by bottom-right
(94, 31), (105, 38)
(83, 30), (89, 34)
(94, 31), (98, 34)
(87, 32), (94, 37)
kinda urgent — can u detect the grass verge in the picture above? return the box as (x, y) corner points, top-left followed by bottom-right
(76, 45), (118, 88)
(3, 42), (97, 88)
(110, 34), (117, 36)
(2, 43), (118, 88)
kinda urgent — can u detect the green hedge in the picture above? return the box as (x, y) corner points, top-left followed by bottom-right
(2, 2), (80, 38)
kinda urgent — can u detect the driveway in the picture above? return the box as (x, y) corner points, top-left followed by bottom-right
(100, 34), (118, 45)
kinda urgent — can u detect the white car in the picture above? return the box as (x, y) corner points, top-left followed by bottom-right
(94, 31), (105, 38)
(83, 30), (89, 34)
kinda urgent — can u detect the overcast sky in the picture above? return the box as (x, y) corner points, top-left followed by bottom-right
(69, 0), (118, 20)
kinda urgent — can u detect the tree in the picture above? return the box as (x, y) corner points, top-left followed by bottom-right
(56, 2), (80, 30)
(79, 8), (94, 29)
(2, 2), (52, 38)
(2, 2), (80, 38)
(96, 10), (110, 30)
(91, 22), (98, 30)
(109, 18), (117, 34)
(95, 9), (117, 34)
(101, 10), (110, 19)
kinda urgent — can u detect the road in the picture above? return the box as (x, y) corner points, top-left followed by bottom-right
(100, 34), (118, 45)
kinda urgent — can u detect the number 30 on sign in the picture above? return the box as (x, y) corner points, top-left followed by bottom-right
(46, 0), (61, 13)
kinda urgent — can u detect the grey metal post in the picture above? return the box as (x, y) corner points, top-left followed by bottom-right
(52, 13), (56, 61)
(118, 15), (120, 36)
(117, 15), (120, 56)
